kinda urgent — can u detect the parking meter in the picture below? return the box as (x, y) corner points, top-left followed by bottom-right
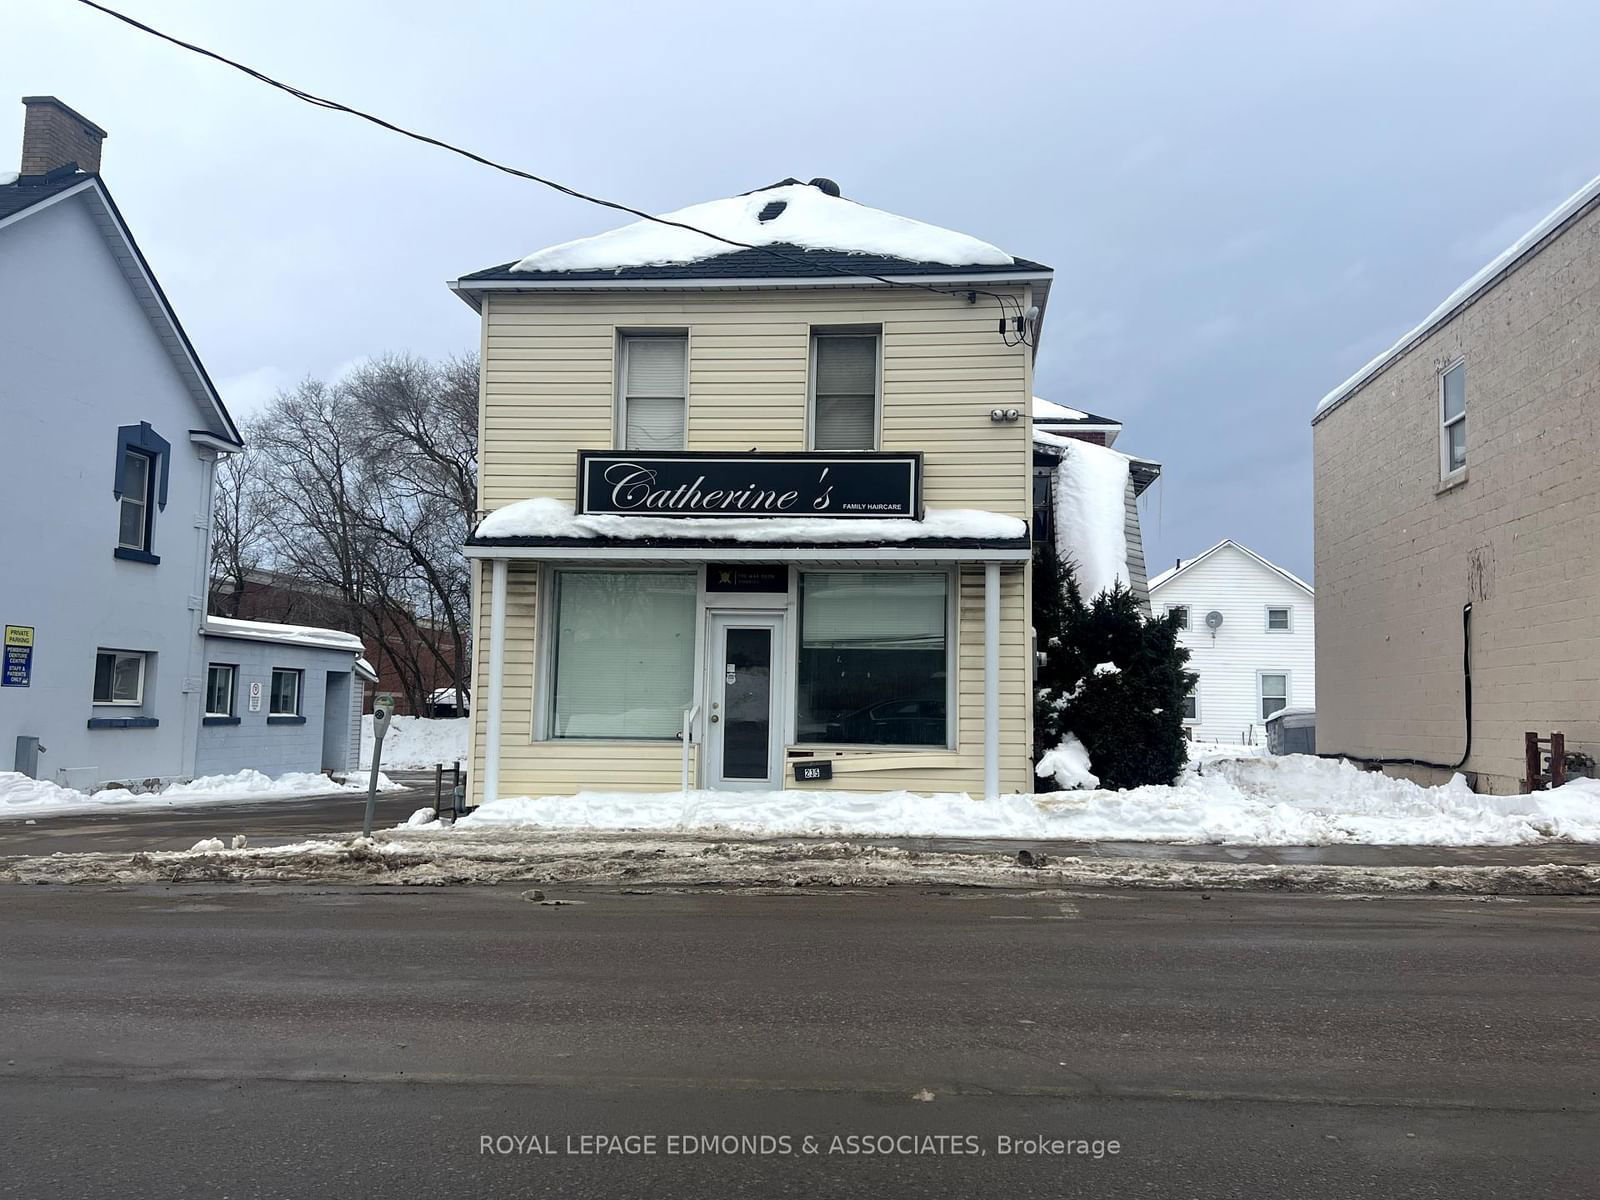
(362, 701), (393, 837)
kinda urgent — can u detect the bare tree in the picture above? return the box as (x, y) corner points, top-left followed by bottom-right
(209, 442), (271, 618)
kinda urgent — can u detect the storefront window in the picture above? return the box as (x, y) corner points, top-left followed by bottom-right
(550, 571), (696, 738)
(797, 571), (948, 747)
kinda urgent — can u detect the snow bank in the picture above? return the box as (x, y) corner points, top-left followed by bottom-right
(451, 755), (1600, 847)
(513, 182), (1014, 273)
(361, 715), (470, 769)
(474, 497), (1026, 544)
(1040, 433), (1129, 597)
(1035, 737), (1099, 790)
(0, 769), (395, 820)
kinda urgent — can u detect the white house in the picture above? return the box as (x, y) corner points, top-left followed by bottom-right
(0, 96), (372, 789)
(1149, 539), (1314, 745)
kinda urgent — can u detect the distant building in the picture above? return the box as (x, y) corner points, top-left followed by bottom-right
(1313, 172), (1600, 792)
(0, 97), (370, 788)
(1150, 540), (1314, 745)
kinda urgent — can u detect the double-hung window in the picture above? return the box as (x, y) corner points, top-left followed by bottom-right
(1168, 605), (1190, 630)
(1440, 361), (1466, 477)
(1266, 606), (1291, 632)
(810, 329), (880, 450)
(797, 571), (949, 747)
(93, 650), (146, 705)
(1258, 672), (1289, 721)
(548, 570), (696, 739)
(1181, 681), (1199, 722)
(620, 335), (687, 450)
(270, 669), (302, 716)
(205, 665), (236, 718)
(117, 448), (155, 552)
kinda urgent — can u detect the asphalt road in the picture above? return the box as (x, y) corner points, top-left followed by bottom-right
(2, 885), (1597, 1198)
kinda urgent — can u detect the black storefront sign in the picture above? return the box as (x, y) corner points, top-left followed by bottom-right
(577, 451), (922, 520)
(706, 564), (788, 594)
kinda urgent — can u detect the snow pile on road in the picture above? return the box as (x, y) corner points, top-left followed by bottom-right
(512, 181), (1014, 273)
(0, 769), (395, 820)
(474, 497), (1025, 544)
(1038, 431), (1130, 596)
(1035, 736), (1099, 790)
(448, 755), (1600, 847)
(361, 715), (470, 769)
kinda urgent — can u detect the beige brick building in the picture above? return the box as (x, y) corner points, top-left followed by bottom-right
(1312, 176), (1600, 793)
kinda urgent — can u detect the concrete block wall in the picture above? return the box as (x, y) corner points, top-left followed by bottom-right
(1313, 199), (1600, 792)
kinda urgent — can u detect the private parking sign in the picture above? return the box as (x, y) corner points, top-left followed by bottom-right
(3, 625), (34, 688)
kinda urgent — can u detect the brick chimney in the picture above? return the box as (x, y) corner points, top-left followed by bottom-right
(20, 96), (107, 177)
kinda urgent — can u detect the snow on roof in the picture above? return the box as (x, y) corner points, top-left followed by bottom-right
(1032, 396), (1088, 421)
(0, 171), (17, 187)
(1149, 539), (1313, 594)
(1046, 435), (1129, 598)
(204, 615), (366, 654)
(473, 497), (1026, 544)
(512, 182), (1016, 274)
(1315, 171), (1600, 419)
(355, 657), (379, 684)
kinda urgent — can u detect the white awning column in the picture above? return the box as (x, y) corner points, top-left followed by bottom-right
(483, 557), (509, 806)
(984, 560), (1001, 801)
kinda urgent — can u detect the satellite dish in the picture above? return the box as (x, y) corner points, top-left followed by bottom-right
(1205, 610), (1224, 630)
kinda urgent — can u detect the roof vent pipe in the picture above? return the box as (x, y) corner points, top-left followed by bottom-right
(809, 177), (841, 197)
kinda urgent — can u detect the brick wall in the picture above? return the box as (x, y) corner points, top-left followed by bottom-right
(1312, 199), (1600, 792)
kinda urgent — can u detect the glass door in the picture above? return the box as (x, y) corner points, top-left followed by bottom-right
(707, 614), (784, 789)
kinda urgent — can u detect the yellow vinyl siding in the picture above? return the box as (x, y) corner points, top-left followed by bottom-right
(480, 288), (1031, 518)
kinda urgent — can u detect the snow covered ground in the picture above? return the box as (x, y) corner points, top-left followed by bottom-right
(0, 769), (397, 820)
(431, 755), (1600, 847)
(360, 715), (470, 769)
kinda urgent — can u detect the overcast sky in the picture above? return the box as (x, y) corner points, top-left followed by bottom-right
(10, 0), (1600, 580)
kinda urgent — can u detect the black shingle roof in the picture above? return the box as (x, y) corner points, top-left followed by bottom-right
(460, 244), (1052, 284)
(0, 166), (90, 221)
(1036, 407), (1121, 428)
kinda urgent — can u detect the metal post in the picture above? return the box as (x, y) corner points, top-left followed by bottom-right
(362, 731), (384, 839)
(434, 762), (443, 817)
(984, 561), (1000, 801)
(483, 558), (508, 807)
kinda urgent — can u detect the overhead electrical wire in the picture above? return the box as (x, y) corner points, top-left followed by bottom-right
(72, 0), (1036, 346)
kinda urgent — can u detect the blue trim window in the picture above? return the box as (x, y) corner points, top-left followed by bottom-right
(113, 423), (170, 564)
(270, 668), (302, 716)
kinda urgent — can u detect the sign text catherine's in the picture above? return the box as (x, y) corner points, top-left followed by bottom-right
(578, 452), (922, 520)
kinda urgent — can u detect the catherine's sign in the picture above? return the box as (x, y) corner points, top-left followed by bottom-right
(577, 452), (922, 520)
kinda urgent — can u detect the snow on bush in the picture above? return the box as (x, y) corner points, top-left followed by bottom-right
(1035, 736), (1100, 790)
(361, 715), (470, 769)
(450, 754), (1600, 847)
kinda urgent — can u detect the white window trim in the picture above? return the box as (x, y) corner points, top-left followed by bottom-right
(1264, 605), (1293, 633)
(536, 565), (702, 743)
(791, 564), (958, 753)
(1257, 669), (1291, 721)
(269, 668), (303, 716)
(615, 330), (689, 451)
(1166, 604), (1190, 630)
(1182, 678), (1200, 724)
(205, 664), (236, 718)
(94, 649), (146, 706)
(1439, 359), (1467, 481)
(806, 326), (882, 451)
(117, 448), (154, 551)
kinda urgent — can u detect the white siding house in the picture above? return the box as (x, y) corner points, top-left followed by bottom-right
(1149, 540), (1314, 745)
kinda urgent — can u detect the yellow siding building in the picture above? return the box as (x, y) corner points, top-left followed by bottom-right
(451, 179), (1053, 804)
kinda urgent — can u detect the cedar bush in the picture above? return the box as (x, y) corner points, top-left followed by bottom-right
(1033, 543), (1195, 790)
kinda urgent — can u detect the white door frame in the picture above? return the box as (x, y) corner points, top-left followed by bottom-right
(705, 610), (786, 790)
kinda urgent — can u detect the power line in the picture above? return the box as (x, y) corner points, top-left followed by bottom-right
(71, 0), (1036, 344)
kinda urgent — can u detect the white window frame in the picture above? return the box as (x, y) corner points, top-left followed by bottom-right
(1265, 605), (1292, 633)
(1439, 359), (1467, 480)
(807, 326), (882, 451)
(1257, 670), (1291, 722)
(1181, 679), (1200, 724)
(117, 447), (155, 552)
(93, 649), (146, 706)
(616, 331), (689, 451)
(205, 664), (237, 718)
(792, 565), (957, 752)
(269, 668), (303, 716)
(1166, 604), (1190, 630)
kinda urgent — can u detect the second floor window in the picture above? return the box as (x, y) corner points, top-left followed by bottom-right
(811, 330), (879, 451)
(620, 335), (687, 450)
(1168, 605), (1190, 630)
(1440, 360), (1466, 477)
(118, 448), (155, 551)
